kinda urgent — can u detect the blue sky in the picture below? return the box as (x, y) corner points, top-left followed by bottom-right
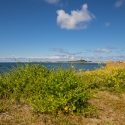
(0, 0), (125, 62)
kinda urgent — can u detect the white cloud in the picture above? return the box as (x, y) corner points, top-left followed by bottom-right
(115, 0), (125, 7)
(45, 0), (60, 4)
(1, 55), (125, 62)
(56, 4), (95, 30)
(1, 48), (125, 62)
(105, 22), (111, 27)
(95, 48), (111, 53)
(49, 47), (82, 55)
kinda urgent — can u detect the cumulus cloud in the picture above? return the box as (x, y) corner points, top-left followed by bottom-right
(95, 48), (111, 53)
(45, 0), (60, 4)
(56, 4), (95, 30)
(105, 22), (111, 27)
(115, 0), (125, 7)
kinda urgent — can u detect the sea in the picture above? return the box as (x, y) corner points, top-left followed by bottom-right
(0, 62), (106, 73)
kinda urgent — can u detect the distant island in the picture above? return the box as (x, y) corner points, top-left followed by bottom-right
(68, 60), (92, 63)
(32, 60), (92, 63)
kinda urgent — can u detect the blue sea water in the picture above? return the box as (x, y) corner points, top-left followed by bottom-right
(0, 62), (106, 73)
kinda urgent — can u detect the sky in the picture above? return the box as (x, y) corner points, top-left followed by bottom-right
(0, 0), (125, 62)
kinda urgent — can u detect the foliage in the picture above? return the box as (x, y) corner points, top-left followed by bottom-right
(1, 62), (125, 125)
(0, 63), (91, 115)
(82, 66), (125, 93)
(1, 62), (125, 116)
(100, 67), (125, 92)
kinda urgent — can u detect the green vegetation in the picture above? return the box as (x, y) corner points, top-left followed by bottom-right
(68, 60), (88, 63)
(0, 63), (125, 124)
(0, 63), (92, 115)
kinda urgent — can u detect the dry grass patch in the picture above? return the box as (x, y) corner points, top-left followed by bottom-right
(89, 91), (125, 125)
(1, 91), (125, 125)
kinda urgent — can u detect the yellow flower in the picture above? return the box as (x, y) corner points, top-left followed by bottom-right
(64, 106), (68, 112)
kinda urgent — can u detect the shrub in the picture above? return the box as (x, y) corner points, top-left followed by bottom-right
(0, 63), (91, 115)
(101, 67), (125, 92)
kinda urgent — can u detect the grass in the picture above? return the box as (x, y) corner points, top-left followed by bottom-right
(0, 62), (125, 125)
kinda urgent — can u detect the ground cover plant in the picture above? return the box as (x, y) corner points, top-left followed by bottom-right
(0, 62), (125, 125)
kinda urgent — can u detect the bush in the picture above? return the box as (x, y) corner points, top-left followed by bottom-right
(101, 67), (125, 92)
(82, 67), (125, 93)
(0, 63), (91, 115)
